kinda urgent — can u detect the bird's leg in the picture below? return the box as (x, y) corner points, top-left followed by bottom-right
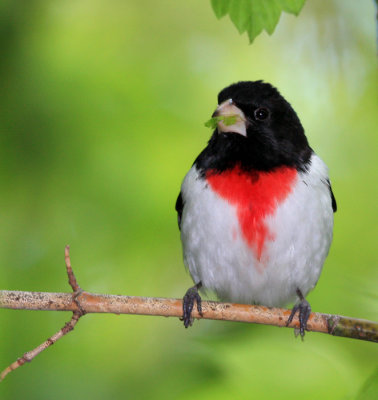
(181, 282), (203, 328)
(286, 288), (311, 338)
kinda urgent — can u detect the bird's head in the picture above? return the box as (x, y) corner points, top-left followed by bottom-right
(206, 81), (311, 171)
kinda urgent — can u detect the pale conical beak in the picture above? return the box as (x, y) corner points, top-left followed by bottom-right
(212, 99), (247, 137)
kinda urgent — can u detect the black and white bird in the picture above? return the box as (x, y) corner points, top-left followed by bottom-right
(176, 81), (336, 336)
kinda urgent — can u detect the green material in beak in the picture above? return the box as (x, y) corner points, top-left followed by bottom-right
(204, 115), (239, 129)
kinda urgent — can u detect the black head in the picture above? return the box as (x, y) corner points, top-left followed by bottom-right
(195, 81), (312, 174)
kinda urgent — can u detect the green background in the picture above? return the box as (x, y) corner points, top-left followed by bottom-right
(0, 0), (377, 399)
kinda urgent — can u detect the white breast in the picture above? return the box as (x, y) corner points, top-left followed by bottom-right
(179, 154), (334, 306)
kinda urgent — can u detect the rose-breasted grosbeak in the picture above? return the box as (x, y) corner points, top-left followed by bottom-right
(176, 81), (336, 337)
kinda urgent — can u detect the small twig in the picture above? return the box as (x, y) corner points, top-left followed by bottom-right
(65, 245), (86, 316)
(0, 247), (377, 382)
(0, 312), (81, 382)
(65, 245), (81, 293)
(0, 246), (85, 382)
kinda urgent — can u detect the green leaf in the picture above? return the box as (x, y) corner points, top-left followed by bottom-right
(210, 0), (306, 43)
(255, 0), (282, 35)
(278, 0), (306, 15)
(204, 115), (239, 129)
(211, 0), (229, 19)
(228, 0), (252, 34)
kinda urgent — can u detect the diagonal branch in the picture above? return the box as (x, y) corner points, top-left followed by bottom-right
(0, 246), (377, 382)
(0, 311), (81, 382)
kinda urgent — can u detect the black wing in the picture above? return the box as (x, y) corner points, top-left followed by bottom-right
(175, 192), (184, 230)
(327, 179), (337, 213)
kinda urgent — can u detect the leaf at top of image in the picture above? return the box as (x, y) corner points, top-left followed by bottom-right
(210, 0), (306, 43)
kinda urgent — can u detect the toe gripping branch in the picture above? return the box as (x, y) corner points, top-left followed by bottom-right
(286, 288), (311, 338)
(182, 282), (203, 328)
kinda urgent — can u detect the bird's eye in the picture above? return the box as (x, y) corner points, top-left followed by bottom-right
(254, 107), (269, 121)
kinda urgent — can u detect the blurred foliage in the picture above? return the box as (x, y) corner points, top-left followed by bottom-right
(211, 0), (306, 43)
(356, 367), (378, 399)
(0, 0), (377, 399)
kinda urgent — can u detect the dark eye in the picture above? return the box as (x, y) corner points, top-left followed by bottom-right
(254, 107), (269, 121)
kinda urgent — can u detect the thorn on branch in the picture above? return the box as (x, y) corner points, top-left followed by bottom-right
(65, 245), (86, 316)
(65, 245), (81, 293)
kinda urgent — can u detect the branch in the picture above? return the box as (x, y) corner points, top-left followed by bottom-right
(1, 247), (377, 381)
(1, 289), (378, 341)
(0, 312), (81, 381)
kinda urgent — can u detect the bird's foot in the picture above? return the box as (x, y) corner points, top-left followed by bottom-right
(286, 289), (311, 339)
(181, 282), (203, 328)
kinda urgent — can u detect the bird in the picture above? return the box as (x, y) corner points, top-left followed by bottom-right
(175, 80), (336, 337)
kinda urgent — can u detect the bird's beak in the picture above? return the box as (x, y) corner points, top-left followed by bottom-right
(212, 99), (247, 137)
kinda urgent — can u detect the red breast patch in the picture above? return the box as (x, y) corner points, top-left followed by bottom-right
(206, 166), (298, 260)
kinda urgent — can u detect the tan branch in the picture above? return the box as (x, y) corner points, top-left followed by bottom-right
(0, 311), (81, 382)
(0, 246), (377, 381)
(1, 288), (377, 341)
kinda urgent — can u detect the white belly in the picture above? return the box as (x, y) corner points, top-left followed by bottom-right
(180, 155), (334, 306)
